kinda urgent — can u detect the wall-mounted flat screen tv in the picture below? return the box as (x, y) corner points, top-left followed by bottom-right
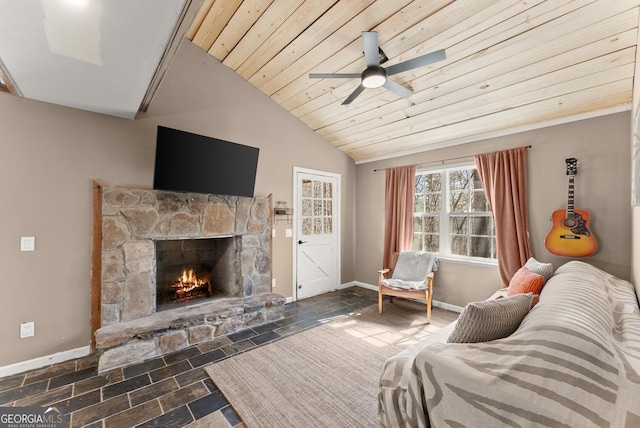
(153, 126), (259, 197)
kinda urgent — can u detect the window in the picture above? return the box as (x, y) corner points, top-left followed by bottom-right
(413, 164), (496, 261)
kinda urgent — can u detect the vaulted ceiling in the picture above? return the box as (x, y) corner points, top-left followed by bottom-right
(187, 0), (640, 163)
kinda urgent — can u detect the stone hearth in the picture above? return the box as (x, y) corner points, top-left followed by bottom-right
(93, 185), (284, 372)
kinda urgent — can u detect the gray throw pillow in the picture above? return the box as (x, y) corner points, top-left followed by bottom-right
(447, 293), (533, 343)
(524, 257), (554, 282)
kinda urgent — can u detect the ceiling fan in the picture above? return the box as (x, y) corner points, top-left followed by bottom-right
(309, 31), (446, 105)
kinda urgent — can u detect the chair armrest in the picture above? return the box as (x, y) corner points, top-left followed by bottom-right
(378, 268), (390, 285)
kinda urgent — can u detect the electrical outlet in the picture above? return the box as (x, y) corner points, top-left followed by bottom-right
(20, 322), (35, 338)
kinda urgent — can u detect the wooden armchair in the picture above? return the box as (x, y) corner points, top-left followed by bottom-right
(378, 250), (438, 323)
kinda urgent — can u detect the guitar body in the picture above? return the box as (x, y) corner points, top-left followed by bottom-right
(544, 209), (597, 257)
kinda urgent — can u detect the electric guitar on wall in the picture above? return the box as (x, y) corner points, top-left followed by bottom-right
(544, 158), (597, 257)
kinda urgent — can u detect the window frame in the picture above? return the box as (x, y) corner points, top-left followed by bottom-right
(414, 162), (497, 264)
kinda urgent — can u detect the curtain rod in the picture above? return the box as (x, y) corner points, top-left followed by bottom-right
(373, 145), (532, 172)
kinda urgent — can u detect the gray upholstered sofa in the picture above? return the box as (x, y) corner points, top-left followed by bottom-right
(378, 261), (640, 427)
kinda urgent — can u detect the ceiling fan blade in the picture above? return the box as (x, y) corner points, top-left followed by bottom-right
(309, 73), (361, 79)
(342, 84), (366, 105)
(383, 78), (413, 99)
(362, 31), (380, 67)
(386, 49), (446, 76)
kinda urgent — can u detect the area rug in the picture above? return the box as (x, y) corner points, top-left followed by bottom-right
(204, 300), (457, 428)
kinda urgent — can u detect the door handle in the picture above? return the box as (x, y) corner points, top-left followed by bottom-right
(298, 240), (307, 245)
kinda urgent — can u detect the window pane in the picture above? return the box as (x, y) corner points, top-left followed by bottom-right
(302, 218), (313, 235)
(412, 235), (422, 250)
(313, 200), (322, 216)
(424, 235), (439, 252)
(450, 190), (469, 212)
(470, 237), (492, 258)
(470, 216), (492, 236)
(324, 182), (332, 198)
(302, 199), (312, 216)
(325, 217), (332, 234)
(415, 174), (425, 194)
(414, 195), (425, 212)
(450, 216), (468, 234)
(313, 181), (322, 197)
(414, 217), (423, 233)
(472, 169), (483, 190)
(302, 180), (312, 197)
(451, 235), (467, 256)
(426, 194), (441, 212)
(314, 218), (323, 234)
(324, 200), (332, 216)
(424, 216), (439, 233)
(471, 190), (489, 212)
(426, 173), (441, 192)
(449, 170), (471, 191)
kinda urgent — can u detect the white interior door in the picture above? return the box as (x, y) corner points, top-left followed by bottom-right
(294, 169), (340, 300)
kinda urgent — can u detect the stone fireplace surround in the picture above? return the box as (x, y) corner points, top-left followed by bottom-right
(92, 185), (285, 372)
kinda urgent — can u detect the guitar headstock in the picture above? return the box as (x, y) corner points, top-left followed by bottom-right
(565, 157), (578, 176)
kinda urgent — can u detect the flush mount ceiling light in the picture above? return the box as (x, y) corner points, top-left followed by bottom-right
(361, 66), (387, 88)
(310, 31), (446, 105)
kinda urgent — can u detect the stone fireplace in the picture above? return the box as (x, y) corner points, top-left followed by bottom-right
(92, 184), (285, 372)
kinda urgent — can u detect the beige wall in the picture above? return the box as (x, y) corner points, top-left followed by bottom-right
(0, 40), (356, 367)
(355, 112), (632, 307)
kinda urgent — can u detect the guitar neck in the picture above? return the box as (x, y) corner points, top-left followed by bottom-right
(566, 175), (575, 219)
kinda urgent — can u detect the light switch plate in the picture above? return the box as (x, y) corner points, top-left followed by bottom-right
(285, 229), (292, 238)
(20, 237), (35, 252)
(20, 322), (35, 338)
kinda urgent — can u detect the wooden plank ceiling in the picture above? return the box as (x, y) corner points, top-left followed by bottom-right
(187, 0), (640, 163)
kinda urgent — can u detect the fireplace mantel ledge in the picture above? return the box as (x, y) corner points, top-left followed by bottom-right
(94, 292), (285, 350)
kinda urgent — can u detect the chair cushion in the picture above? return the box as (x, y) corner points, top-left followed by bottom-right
(447, 293), (533, 343)
(382, 278), (428, 290)
(391, 251), (437, 282)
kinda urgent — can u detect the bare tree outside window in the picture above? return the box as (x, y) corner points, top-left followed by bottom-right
(414, 167), (495, 260)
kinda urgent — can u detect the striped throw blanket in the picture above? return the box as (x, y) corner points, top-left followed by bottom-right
(379, 261), (640, 427)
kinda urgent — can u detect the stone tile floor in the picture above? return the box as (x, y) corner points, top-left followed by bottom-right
(0, 286), (383, 427)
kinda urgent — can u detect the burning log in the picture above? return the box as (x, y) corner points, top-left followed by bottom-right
(168, 269), (211, 302)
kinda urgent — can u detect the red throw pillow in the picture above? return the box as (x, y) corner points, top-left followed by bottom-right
(507, 266), (545, 297)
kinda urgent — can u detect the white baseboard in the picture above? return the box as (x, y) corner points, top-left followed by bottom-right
(432, 300), (463, 313)
(352, 281), (463, 313)
(352, 281), (377, 292)
(0, 346), (91, 378)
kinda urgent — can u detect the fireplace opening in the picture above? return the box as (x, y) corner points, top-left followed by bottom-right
(155, 237), (240, 311)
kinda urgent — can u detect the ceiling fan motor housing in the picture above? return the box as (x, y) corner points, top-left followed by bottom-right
(361, 66), (387, 88)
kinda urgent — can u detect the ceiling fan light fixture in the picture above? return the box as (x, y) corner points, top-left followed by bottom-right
(361, 67), (387, 88)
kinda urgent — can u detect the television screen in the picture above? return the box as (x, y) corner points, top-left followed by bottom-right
(153, 126), (259, 197)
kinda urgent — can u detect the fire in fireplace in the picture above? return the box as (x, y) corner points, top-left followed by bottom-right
(169, 268), (211, 302)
